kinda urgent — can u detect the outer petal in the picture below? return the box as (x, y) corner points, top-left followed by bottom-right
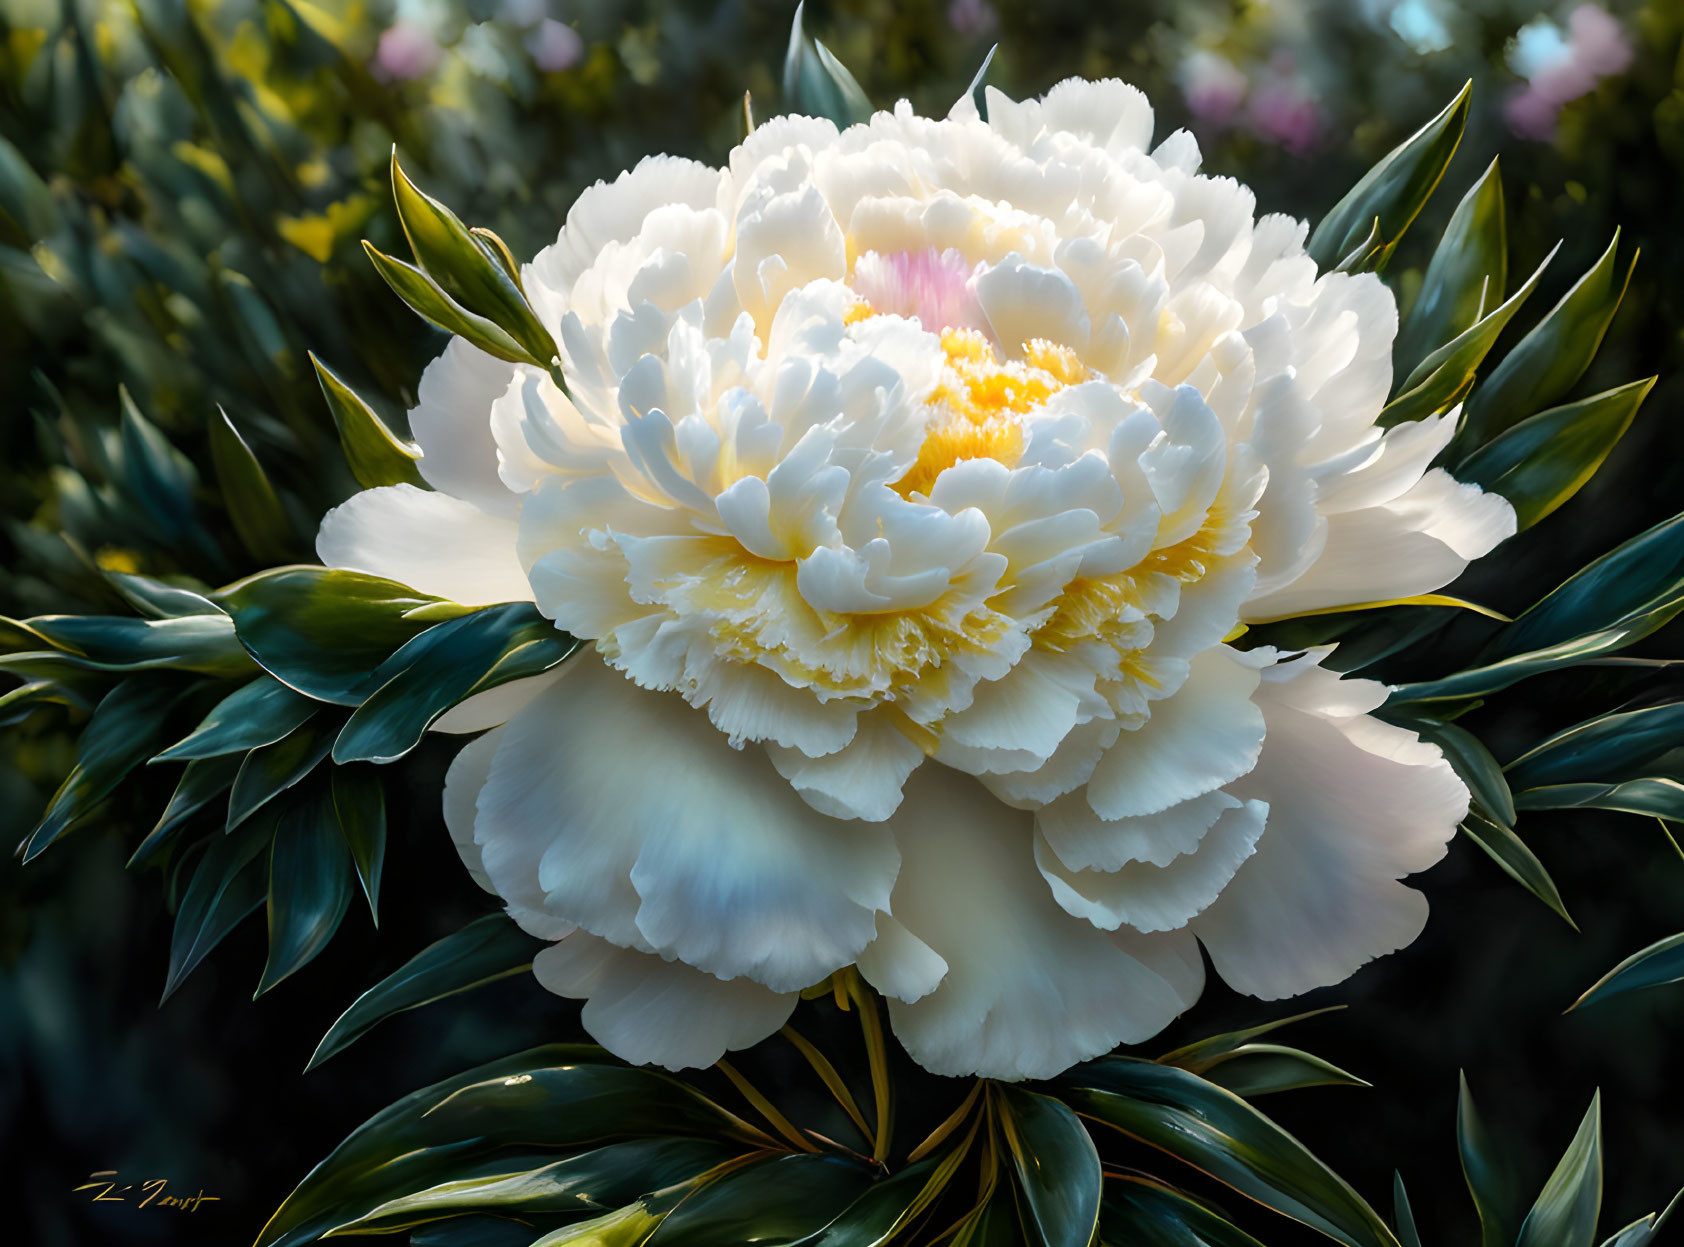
(316, 485), (533, 606)
(1190, 652), (1468, 998)
(533, 933), (796, 1070)
(473, 656), (899, 992)
(407, 338), (520, 517)
(882, 764), (1205, 1080)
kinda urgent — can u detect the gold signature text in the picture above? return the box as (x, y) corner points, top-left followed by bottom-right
(72, 1171), (222, 1212)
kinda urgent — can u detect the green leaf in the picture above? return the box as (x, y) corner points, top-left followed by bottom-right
(1463, 233), (1636, 446)
(220, 566), (468, 704)
(531, 1183), (695, 1247)
(1393, 1174), (1423, 1247)
(1405, 718), (1516, 827)
(783, 3), (873, 128)
(1570, 932), (1684, 1011)
(162, 810), (277, 1000)
(257, 788), (355, 994)
(1389, 511), (1684, 704)
(333, 603), (577, 764)
(1459, 1074), (1527, 1247)
(1379, 243), (1552, 428)
(106, 571), (223, 619)
(10, 612), (255, 675)
(788, 1154), (963, 1246)
(226, 716), (336, 832)
(118, 386), (202, 543)
(310, 353), (426, 489)
(1054, 1058), (1400, 1247)
(1459, 812), (1574, 927)
(998, 1085), (1102, 1247)
(960, 45), (997, 119)
(308, 913), (539, 1071)
(1516, 1094), (1602, 1247)
(646, 1153), (879, 1247)
(331, 766), (386, 923)
(154, 674), (319, 761)
(326, 1137), (736, 1236)
(1599, 1191), (1681, 1247)
(1307, 82), (1470, 270)
(1514, 778), (1684, 822)
(256, 1046), (763, 1247)
(1156, 1006), (1344, 1072)
(1505, 701), (1684, 791)
(21, 676), (186, 863)
(1395, 157), (1506, 377)
(209, 408), (296, 562)
(1457, 379), (1654, 531)
(1100, 1176), (1270, 1247)
(128, 753), (244, 868)
(391, 155), (558, 370)
(1332, 217), (1387, 274)
(363, 241), (537, 366)
(1195, 1045), (1370, 1098)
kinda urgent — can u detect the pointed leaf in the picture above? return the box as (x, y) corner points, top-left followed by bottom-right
(1100, 1177), (1270, 1247)
(227, 717), (336, 832)
(257, 788), (355, 994)
(363, 241), (536, 366)
(209, 408), (296, 562)
(1156, 1006), (1344, 1071)
(155, 674), (319, 761)
(1516, 1094), (1602, 1247)
(13, 613), (254, 675)
(106, 571), (223, 619)
(1464, 234), (1636, 445)
(1458, 379), (1654, 530)
(1505, 701), (1684, 791)
(1196, 1045), (1370, 1098)
(1404, 718), (1516, 827)
(310, 353), (426, 489)
(162, 810), (278, 1000)
(325, 1138), (739, 1236)
(789, 1153), (965, 1246)
(1459, 812), (1574, 926)
(961, 45), (998, 118)
(129, 753), (244, 869)
(308, 914), (539, 1071)
(1393, 1174), (1423, 1247)
(1308, 83), (1469, 268)
(333, 603), (577, 764)
(998, 1085), (1102, 1247)
(1459, 1074), (1527, 1247)
(1396, 158), (1507, 376)
(783, 3), (873, 127)
(220, 566), (468, 704)
(1054, 1058), (1400, 1247)
(1514, 778), (1684, 822)
(391, 156), (557, 369)
(1598, 1191), (1681, 1247)
(331, 766), (386, 923)
(1570, 932), (1684, 1011)
(646, 1153), (878, 1247)
(256, 1046), (762, 1247)
(118, 387), (200, 541)
(21, 676), (185, 862)
(1380, 244), (1553, 428)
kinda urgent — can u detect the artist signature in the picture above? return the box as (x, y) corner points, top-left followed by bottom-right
(72, 1171), (221, 1212)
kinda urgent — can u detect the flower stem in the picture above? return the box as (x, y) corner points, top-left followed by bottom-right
(781, 1024), (873, 1145)
(715, 1059), (819, 1154)
(842, 969), (894, 1166)
(906, 1079), (983, 1163)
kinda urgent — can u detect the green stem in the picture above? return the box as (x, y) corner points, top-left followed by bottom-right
(715, 1059), (819, 1154)
(843, 970), (894, 1166)
(781, 1024), (873, 1145)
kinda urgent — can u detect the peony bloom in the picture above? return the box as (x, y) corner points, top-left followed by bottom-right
(319, 81), (1514, 1080)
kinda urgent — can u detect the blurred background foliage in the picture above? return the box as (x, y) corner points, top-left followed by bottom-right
(2, 0), (1683, 1244)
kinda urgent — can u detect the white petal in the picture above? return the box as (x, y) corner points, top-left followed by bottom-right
(1190, 653), (1468, 998)
(1085, 646), (1266, 820)
(408, 339), (520, 517)
(474, 656), (898, 991)
(316, 485), (533, 606)
(533, 934), (796, 1070)
(882, 765), (1205, 1080)
(767, 711), (925, 822)
(443, 728), (502, 895)
(856, 912), (948, 1004)
(431, 669), (566, 734)
(1037, 788), (1240, 872)
(1036, 799), (1267, 933)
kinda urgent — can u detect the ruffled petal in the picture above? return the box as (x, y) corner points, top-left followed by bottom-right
(1190, 652), (1467, 998)
(533, 933), (796, 1070)
(882, 764), (1205, 1080)
(474, 656), (899, 992)
(407, 338), (520, 517)
(316, 485), (533, 606)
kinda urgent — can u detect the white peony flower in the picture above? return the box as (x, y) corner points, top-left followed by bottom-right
(319, 80), (1515, 1080)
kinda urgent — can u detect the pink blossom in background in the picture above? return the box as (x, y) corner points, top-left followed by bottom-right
(1248, 77), (1323, 154)
(374, 20), (442, 81)
(528, 18), (584, 71)
(948, 0), (998, 38)
(1505, 5), (1633, 140)
(1178, 51), (1248, 127)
